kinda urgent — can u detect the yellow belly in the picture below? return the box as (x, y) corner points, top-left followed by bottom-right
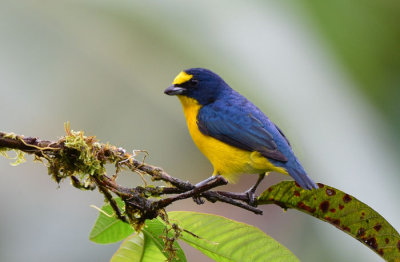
(177, 96), (288, 183)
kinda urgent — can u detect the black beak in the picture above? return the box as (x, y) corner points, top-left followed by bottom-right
(164, 85), (186, 96)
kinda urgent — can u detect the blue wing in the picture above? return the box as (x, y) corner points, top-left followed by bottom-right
(197, 99), (288, 162)
(197, 94), (318, 190)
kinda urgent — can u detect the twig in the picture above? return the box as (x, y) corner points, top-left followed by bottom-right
(153, 175), (228, 209)
(93, 176), (129, 223)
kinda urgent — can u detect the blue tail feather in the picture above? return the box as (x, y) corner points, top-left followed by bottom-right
(287, 166), (318, 190)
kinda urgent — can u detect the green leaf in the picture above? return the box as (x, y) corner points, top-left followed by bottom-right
(168, 211), (299, 262)
(110, 232), (167, 262)
(89, 198), (134, 244)
(258, 181), (400, 261)
(90, 198), (186, 261)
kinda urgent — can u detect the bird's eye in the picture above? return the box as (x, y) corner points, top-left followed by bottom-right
(188, 79), (199, 87)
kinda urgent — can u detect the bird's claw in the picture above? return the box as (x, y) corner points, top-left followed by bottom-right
(246, 190), (258, 207)
(192, 195), (205, 205)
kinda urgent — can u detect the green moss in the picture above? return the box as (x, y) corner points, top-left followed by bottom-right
(0, 147), (26, 166)
(2, 132), (17, 139)
(47, 127), (106, 186)
(63, 130), (104, 175)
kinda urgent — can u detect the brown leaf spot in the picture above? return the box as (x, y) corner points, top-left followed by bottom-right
(343, 226), (351, 232)
(374, 224), (382, 232)
(357, 228), (366, 237)
(294, 181), (301, 188)
(343, 194), (352, 203)
(326, 217), (340, 226)
(317, 183), (324, 189)
(326, 188), (336, 196)
(297, 202), (316, 213)
(378, 249), (384, 256)
(364, 237), (378, 250)
(385, 238), (389, 244)
(268, 187), (273, 192)
(397, 240), (400, 251)
(294, 190), (300, 197)
(319, 201), (330, 213)
(338, 204), (344, 210)
(330, 208), (336, 213)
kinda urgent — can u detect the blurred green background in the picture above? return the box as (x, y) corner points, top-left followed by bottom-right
(1, 0), (399, 261)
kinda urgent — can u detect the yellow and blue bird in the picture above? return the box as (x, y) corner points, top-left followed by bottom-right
(164, 68), (317, 196)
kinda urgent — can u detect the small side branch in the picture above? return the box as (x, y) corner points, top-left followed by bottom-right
(93, 176), (129, 223)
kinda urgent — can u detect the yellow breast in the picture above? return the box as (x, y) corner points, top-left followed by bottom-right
(177, 96), (287, 183)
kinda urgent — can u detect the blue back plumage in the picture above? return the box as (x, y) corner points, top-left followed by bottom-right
(182, 68), (317, 190)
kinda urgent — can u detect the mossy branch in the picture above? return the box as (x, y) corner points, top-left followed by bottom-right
(0, 124), (262, 230)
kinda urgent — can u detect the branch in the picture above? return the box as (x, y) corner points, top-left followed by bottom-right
(0, 127), (262, 230)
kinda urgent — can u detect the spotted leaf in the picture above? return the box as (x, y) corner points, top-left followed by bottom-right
(258, 181), (400, 261)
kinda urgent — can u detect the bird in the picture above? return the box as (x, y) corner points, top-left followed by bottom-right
(164, 68), (317, 200)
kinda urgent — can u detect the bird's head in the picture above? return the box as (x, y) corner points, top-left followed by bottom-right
(164, 68), (227, 105)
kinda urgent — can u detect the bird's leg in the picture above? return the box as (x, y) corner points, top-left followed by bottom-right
(245, 173), (265, 206)
(193, 175), (225, 204)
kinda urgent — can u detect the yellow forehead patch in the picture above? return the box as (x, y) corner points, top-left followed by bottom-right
(172, 71), (193, 85)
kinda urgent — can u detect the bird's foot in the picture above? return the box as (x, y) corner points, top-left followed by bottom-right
(245, 189), (258, 207)
(243, 173), (265, 206)
(191, 175), (227, 205)
(192, 195), (205, 205)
